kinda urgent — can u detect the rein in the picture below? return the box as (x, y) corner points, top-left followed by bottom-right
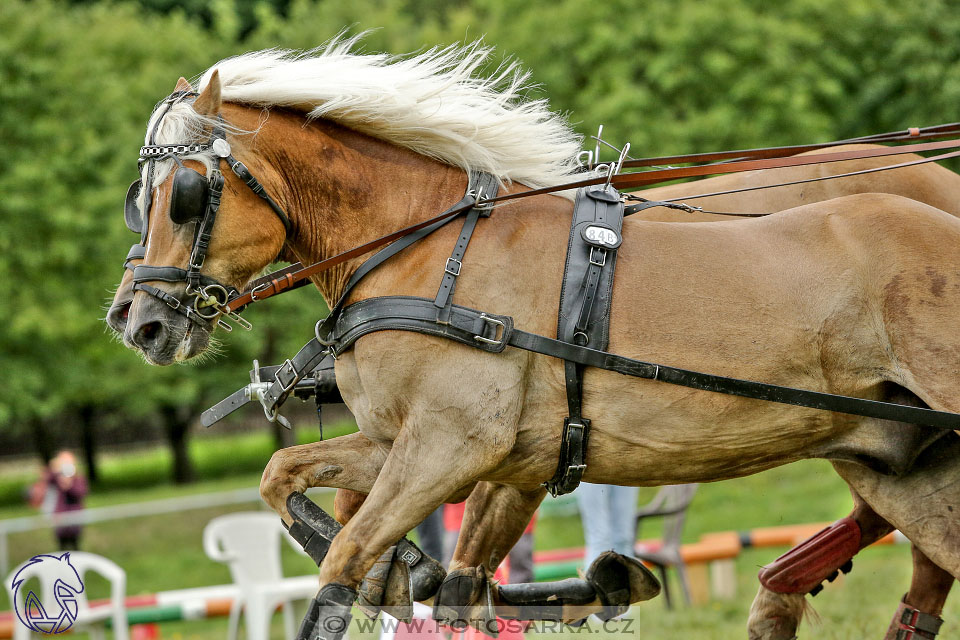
(223, 135), (960, 313)
(616, 121), (960, 169)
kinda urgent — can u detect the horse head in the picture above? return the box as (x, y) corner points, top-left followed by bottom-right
(114, 73), (290, 364)
(52, 553), (83, 595)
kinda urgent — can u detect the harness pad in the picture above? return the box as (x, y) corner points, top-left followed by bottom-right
(546, 185), (624, 496)
(557, 186), (624, 350)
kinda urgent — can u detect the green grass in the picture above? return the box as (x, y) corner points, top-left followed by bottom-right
(1, 440), (955, 639)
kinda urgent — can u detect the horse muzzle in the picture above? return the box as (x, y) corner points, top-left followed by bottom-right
(124, 287), (210, 365)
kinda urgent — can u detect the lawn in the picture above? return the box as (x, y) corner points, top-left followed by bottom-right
(1, 431), (955, 639)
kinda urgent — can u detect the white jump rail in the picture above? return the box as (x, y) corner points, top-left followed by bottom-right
(0, 486), (335, 577)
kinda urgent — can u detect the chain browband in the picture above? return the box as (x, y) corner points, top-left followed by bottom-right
(140, 143), (211, 158)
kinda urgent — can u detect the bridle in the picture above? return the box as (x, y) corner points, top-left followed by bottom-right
(123, 90), (292, 332)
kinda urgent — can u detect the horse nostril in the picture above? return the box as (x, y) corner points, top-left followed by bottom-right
(106, 302), (131, 334)
(132, 320), (164, 350)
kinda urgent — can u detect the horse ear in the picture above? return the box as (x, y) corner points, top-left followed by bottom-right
(59, 552), (70, 561)
(174, 77), (192, 93)
(193, 70), (222, 116)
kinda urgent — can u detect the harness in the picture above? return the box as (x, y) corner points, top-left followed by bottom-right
(127, 96), (960, 496)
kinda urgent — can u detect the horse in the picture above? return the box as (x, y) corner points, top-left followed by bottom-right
(108, 42), (960, 638)
(105, 139), (960, 637)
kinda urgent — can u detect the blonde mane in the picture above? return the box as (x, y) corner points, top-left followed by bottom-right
(146, 36), (584, 198)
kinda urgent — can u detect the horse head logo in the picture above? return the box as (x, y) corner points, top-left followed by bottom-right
(11, 553), (85, 634)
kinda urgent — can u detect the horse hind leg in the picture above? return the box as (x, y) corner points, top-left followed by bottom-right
(747, 494), (894, 640)
(883, 545), (953, 640)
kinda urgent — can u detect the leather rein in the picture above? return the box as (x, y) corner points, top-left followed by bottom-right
(223, 134), (960, 316)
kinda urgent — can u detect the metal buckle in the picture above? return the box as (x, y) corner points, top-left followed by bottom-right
(445, 258), (462, 276)
(473, 313), (506, 346)
(250, 282), (273, 301)
(563, 464), (587, 477)
(589, 247), (606, 267)
(275, 359), (299, 394)
(565, 422), (585, 440)
(314, 318), (338, 350)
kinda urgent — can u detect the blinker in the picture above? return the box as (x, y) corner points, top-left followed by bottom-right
(170, 167), (209, 225)
(124, 180), (144, 234)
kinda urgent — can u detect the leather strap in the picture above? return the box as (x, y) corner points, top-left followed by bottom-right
(617, 122), (960, 169)
(124, 244), (146, 271)
(433, 172), (500, 314)
(259, 337), (333, 421)
(548, 185), (624, 495)
(658, 148), (960, 210)
(891, 597), (944, 640)
(224, 194), (478, 313)
(256, 176), (494, 420)
(225, 154), (292, 233)
(132, 283), (227, 330)
(496, 138), (960, 204)
(318, 296), (960, 431)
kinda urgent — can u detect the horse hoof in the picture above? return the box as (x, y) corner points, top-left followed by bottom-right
(585, 551), (661, 620)
(433, 566), (495, 631)
(397, 537), (447, 601)
(297, 583), (356, 640)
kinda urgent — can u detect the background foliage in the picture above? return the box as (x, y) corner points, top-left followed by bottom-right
(2, 0), (960, 481)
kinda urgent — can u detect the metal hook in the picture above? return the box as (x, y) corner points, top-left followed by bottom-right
(594, 124), (603, 167)
(603, 143), (631, 191)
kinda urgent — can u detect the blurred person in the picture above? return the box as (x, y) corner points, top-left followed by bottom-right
(29, 451), (89, 550)
(576, 483), (638, 566)
(442, 501), (465, 566)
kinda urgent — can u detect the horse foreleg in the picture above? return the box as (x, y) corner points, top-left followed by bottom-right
(883, 545), (953, 640)
(747, 495), (894, 640)
(259, 431), (387, 523)
(297, 416), (516, 640)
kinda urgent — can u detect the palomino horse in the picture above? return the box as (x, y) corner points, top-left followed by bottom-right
(109, 43), (960, 637)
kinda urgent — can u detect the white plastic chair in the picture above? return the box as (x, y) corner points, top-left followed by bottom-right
(633, 484), (699, 608)
(6, 551), (128, 640)
(203, 512), (317, 640)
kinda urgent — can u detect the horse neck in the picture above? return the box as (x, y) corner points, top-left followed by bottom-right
(251, 111), (467, 303)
